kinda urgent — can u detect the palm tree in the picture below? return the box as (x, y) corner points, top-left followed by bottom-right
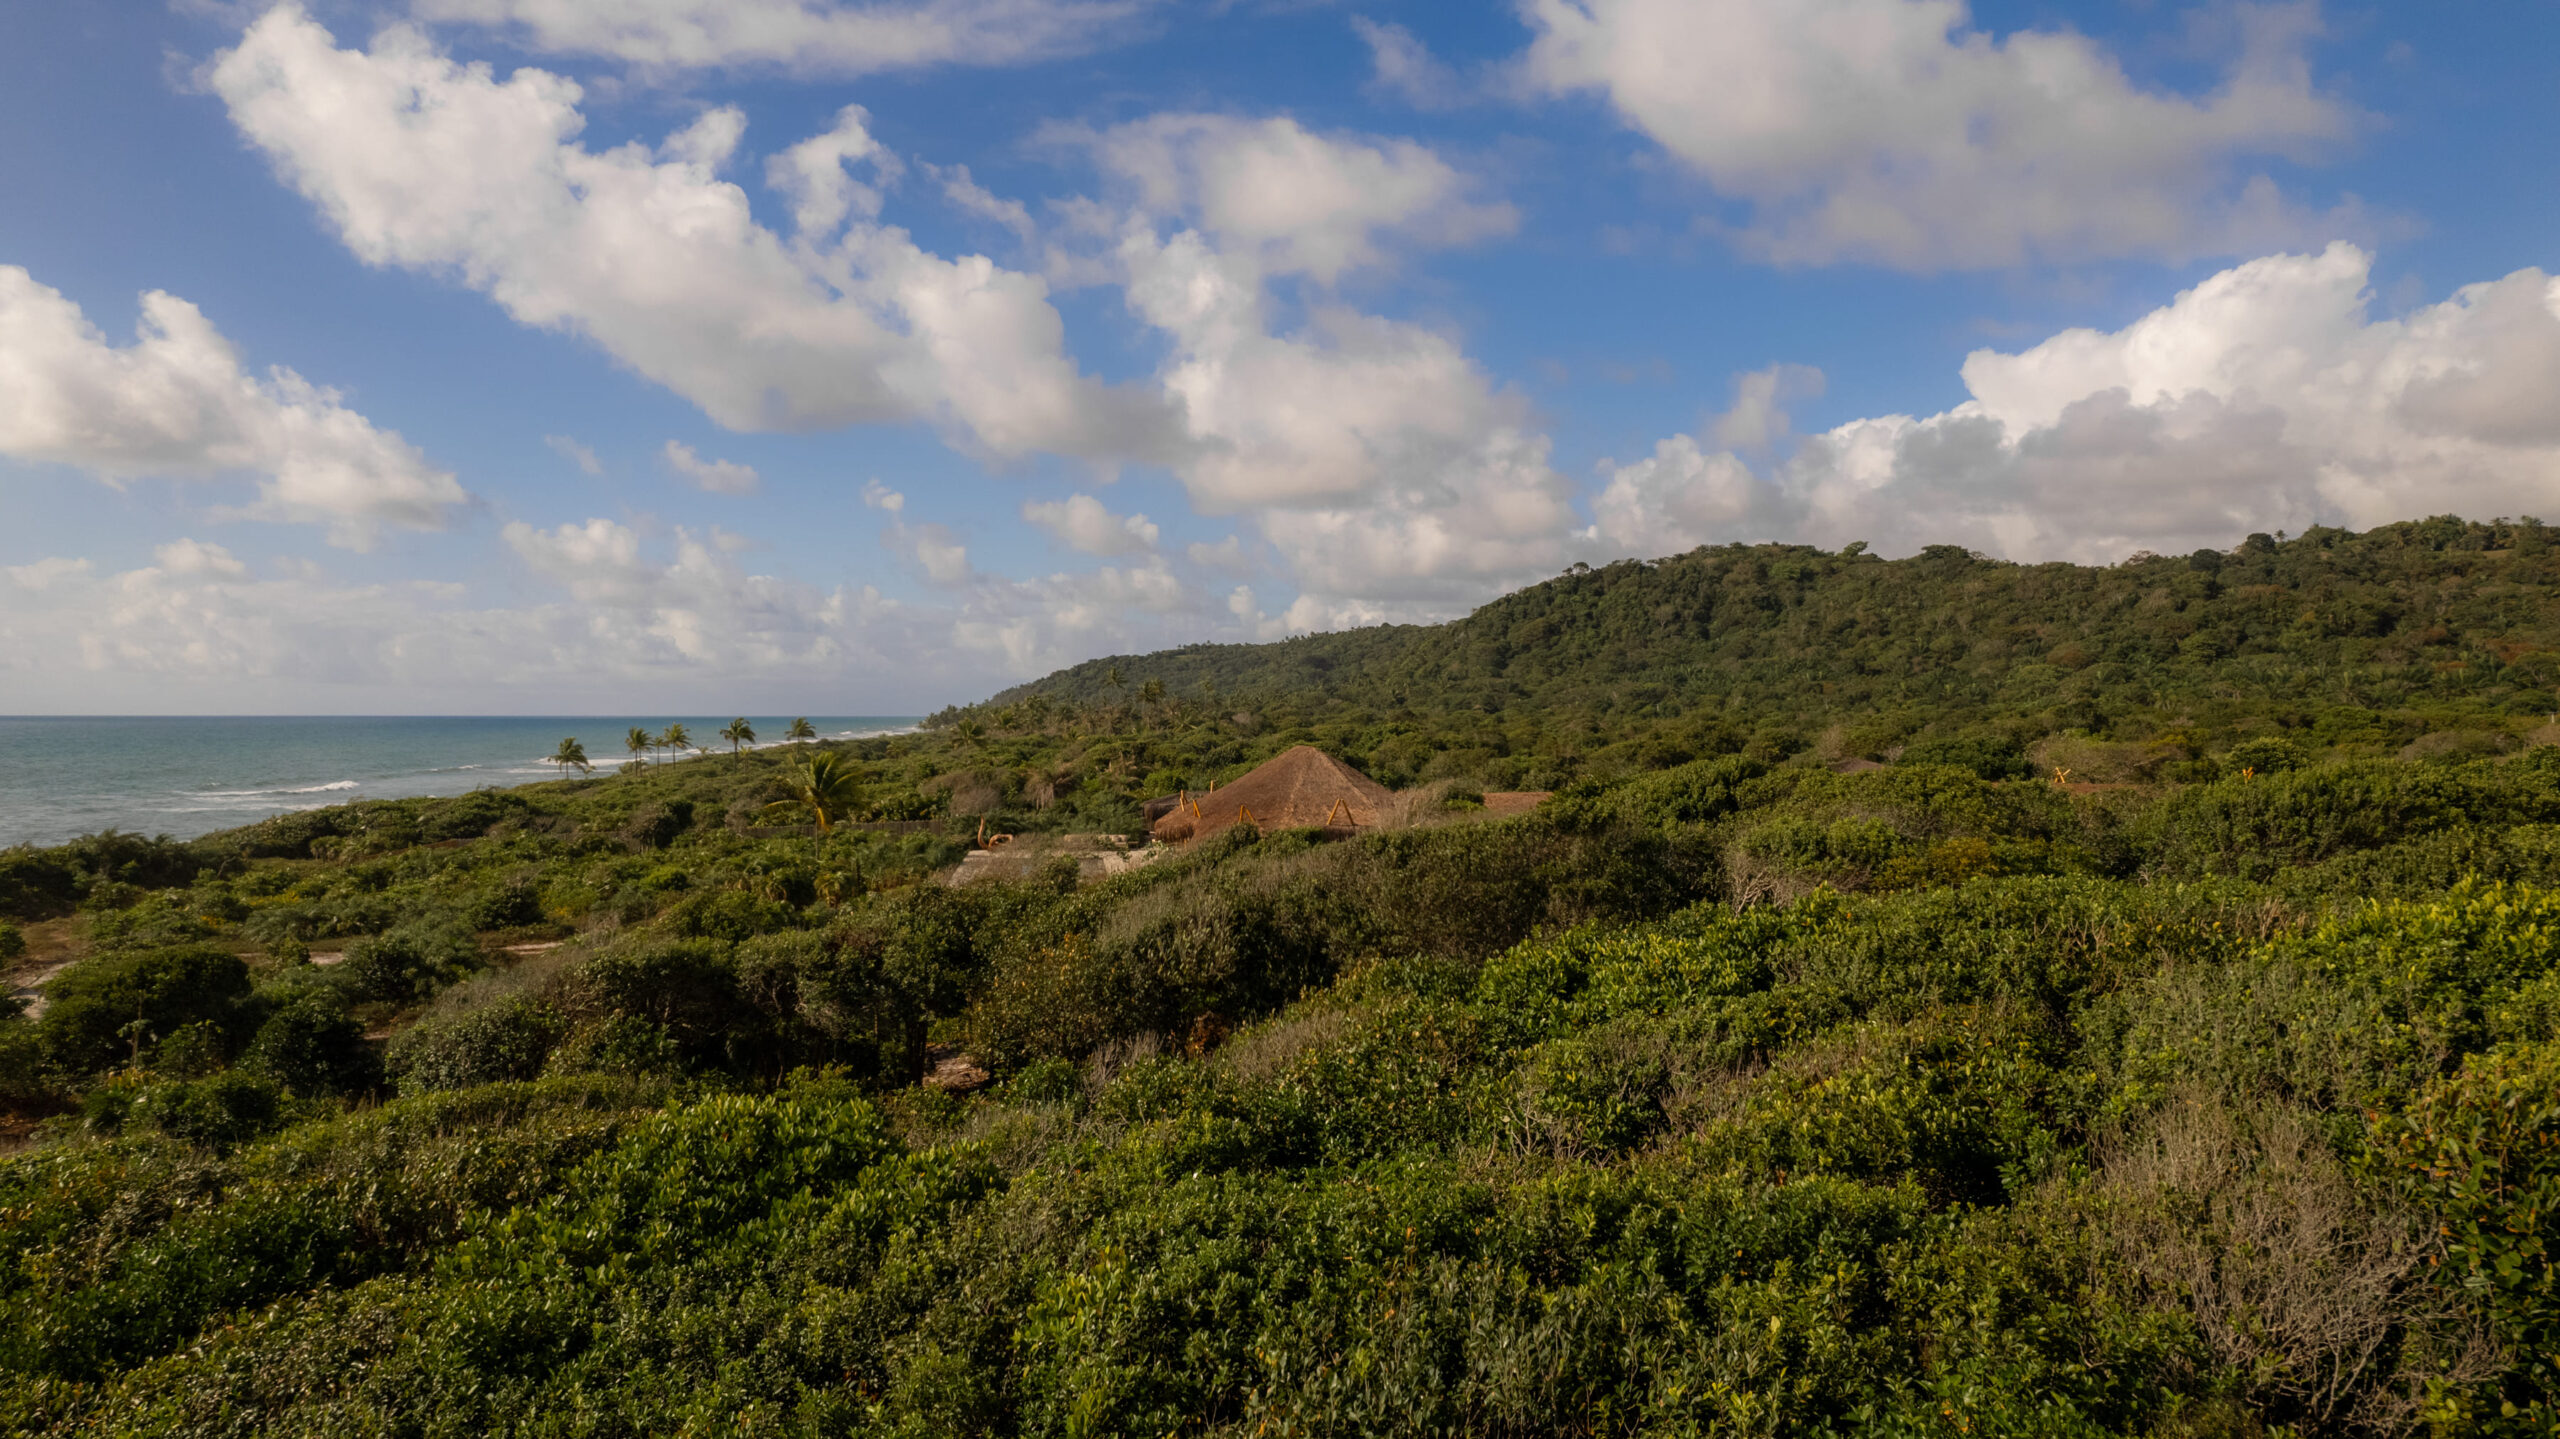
(549, 737), (591, 778)
(721, 717), (755, 756)
(762, 751), (866, 834)
(624, 726), (651, 769)
(786, 717), (817, 742)
(659, 722), (693, 761)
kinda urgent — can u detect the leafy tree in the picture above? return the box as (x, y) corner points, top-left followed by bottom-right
(658, 722), (693, 760)
(624, 726), (651, 769)
(786, 717), (817, 742)
(549, 737), (590, 777)
(720, 717), (756, 755)
(763, 752), (866, 834)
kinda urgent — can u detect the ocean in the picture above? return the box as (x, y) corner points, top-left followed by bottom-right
(0, 716), (920, 849)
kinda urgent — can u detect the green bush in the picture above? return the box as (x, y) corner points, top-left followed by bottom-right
(81, 1070), (286, 1151)
(387, 996), (567, 1094)
(545, 1014), (683, 1079)
(242, 986), (380, 1096)
(35, 945), (251, 1075)
(661, 887), (797, 942)
(1899, 733), (2032, 780)
(2370, 1038), (2560, 1433)
(467, 877), (544, 930)
(335, 921), (481, 1004)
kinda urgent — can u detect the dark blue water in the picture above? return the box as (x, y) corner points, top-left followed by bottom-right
(0, 717), (918, 848)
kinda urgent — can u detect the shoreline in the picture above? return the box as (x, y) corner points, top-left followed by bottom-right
(0, 717), (922, 850)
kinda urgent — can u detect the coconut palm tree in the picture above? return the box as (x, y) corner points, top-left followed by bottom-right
(549, 737), (591, 777)
(786, 717), (817, 742)
(762, 751), (866, 834)
(659, 722), (693, 760)
(624, 726), (651, 770)
(721, 717), (755, 755)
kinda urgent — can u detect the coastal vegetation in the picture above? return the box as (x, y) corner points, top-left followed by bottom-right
(1, 516), (2556, 1435)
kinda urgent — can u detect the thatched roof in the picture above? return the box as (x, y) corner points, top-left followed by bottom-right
(1152, 745), (1392, 842)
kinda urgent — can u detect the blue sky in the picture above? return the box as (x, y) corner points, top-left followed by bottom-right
(1, 0), (2554, 714)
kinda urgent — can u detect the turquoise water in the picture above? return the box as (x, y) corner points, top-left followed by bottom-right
(0, 717), (919, 848)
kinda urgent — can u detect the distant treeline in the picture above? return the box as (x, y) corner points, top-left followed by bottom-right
(978, 514), (2558, 787)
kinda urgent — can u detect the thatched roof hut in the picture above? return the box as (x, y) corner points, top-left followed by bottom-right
(1151, 745), (1391, 843)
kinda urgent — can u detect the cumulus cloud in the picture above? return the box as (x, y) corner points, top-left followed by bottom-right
(1023, 492), (1158, 555)
(1713, 362), (1824, 452)
(1592, 244), (2560, 564)
(209, 8), (1175, 461)
(4, 557), (92, 592)
(153, 538), (250, 577)
(907, 525), (972, 584)
(1114, 226), (1581, 606)
(1072, 116), (1573, 617)
(545, 433), (603, 474)
(1520, 0), (2355, 269)
(408, 0), (1155, 75)
(663, 439), (759, 493)
(1087, 113), (1514, 284)
(1352, 18), (1470, 111)
(0, 264), (467, 547)
(1590, 434), (1772, 554)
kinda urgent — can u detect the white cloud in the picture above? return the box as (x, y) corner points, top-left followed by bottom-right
(1352, 17), (1469, 111)
(3, 518), (1246, 710)
(1064, 115), (1574, 616)
(1520, 0), (2354, 269)
(210, 9), (1175, 462)
(408, 0), (1155, 75)
(908, 525), (972, 584)
(1590, 434), (1771, 553)
(663, 438), (760, 493)
(545, 433), (603, 474)
(1593, 244), (2560, 564)
(5, 557), (92, 591)
(1185, 534), (1251, 572)
(0, 264), (467, 547)
(929, 162), (1037, 242)
(1712, 362), (1824, 452)
(1117, 225), (1581, 604)
(152, 538), (250, 577)
(1086, 113), (1514, 284)
(1022, 492), (1157, 555)
(861, 478), (905, 512)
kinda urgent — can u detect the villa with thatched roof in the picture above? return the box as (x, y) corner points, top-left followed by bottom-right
(1151, 745), (1391, 843)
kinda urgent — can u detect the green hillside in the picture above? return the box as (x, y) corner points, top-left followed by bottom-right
(2, 515), (2557, 1436)
(988, 515), (2560, 783)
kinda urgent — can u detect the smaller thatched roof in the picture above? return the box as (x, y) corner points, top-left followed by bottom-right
(1152, 745), (1392, 842)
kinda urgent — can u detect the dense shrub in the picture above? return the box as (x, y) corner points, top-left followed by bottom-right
(387, 995), (568, 1094)
(1899, 732), (2033, 780)
(661, 887), (797, 942)
(34, 945), (252, 1075)
(81, 1070), (286, 1151)
(467, 877), (544, 930)
(334, 921), (480, 1004)
(2370, 1038), (2560, 1433)
(241, 985), (380, 1097)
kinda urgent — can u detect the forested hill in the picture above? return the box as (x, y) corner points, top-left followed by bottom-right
(992, 516), (2560, 745)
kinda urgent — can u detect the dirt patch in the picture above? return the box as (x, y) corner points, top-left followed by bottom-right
(923, 1046), (990, 1093)
(7, 956), (79, 1021)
